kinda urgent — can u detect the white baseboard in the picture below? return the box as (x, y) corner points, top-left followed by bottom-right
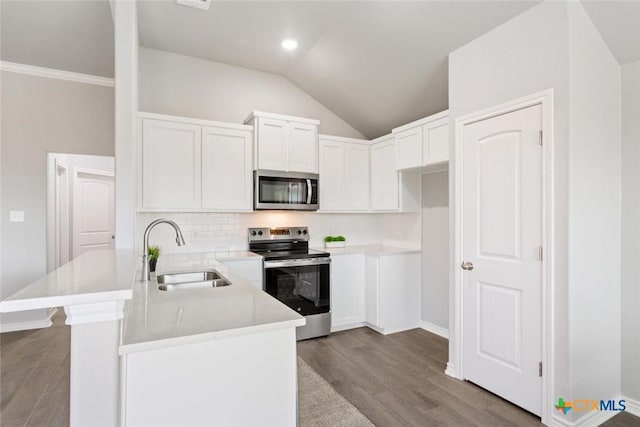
(444, 362), (460, 379)
(624, 396), (640, 417)
(331, 322), (366, 333)
(418, 320), (449, 339)
(0, 308), (57, 333)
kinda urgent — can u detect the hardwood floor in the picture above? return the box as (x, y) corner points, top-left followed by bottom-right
(298, 327), (640, 427)
(0, 312), (69, 427)
(0, 313), (637, 426)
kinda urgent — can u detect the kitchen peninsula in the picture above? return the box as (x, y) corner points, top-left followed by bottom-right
(0, 249), (304, 427)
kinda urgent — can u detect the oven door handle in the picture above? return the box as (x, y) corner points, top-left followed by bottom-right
(264, 258), (331, 268)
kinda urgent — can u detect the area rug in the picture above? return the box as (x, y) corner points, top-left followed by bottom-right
(298, 357), (375, 427)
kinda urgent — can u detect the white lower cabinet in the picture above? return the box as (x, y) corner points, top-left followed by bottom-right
(219, 258), (263, 290)
(365, 253), (420, 334)
(331, 254), (365, 330)
(332, 251), (420, 335)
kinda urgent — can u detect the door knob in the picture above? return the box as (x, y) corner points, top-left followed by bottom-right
(461, 261), (474, 271)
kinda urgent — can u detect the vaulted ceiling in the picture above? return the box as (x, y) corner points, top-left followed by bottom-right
(2, 1), (639, 138)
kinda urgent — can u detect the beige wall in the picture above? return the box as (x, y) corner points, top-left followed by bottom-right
(621, 59), (640, 402)
(449, 1), (623, 420)
(420, 171), (449, 330)
(138, 47), (364, 139)
(1, 71), (114, 324)
(448, 0), (572, 407)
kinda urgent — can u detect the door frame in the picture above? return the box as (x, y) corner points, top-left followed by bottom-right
(449, 89), (555, 424)
(46, 156), (70, 272)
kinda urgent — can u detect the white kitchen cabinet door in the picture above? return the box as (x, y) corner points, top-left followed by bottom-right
(370, 138), (399, 211)
(344, 143), (370, 211)
(288, 122), (318, 173)
(365, 254), (380, 327)
(201, 126), (252, 211)
(378, 253), (420, 334)
(219, 259), (263, 290)
(423, 117), (449, 165)
(394, 126), (423, 170)
(319, 139), (344, 211)
(331, 254), (365, 330)
(256, 117), (288, 171)
(142, 119), (201, 209)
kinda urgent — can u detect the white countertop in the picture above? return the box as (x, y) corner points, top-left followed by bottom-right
(120, 252), (304, 355)
(211, 250), (262, 262)
(0, 249), (135, 313)
(316, 245), (420, 256)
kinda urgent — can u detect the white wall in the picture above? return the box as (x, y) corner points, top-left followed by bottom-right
(113, 0), (138, 250)
(1, 71), (114, 327)
(567, 2), (622, 402)
(448, 0), (572, 405)
(449, 1), (623, 421)
(420, 171), (449, 331)
(621, 59), (640, 403)
(138, 47), (364, 139)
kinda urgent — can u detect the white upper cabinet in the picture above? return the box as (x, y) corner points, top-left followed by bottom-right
(318, 135), (369, 212)
(288, 122), (318, 173)
(370, 136), (399, 211)
(245, 111), (319, 173)
(344, 142), (370, 211)
(370, 134), (421, 213)
(201, 126), (253, 211)
(423, 116), (449, 165)
(139, 113), (253, 211)
(319, 139), (344, 211)
(394, 126), (423, 170)
(254, 117), (288, 171)
(142, 119), (202, 209)
(393, 110), (449, 171)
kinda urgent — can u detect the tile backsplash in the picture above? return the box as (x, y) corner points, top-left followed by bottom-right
(136, 211), (420, 255)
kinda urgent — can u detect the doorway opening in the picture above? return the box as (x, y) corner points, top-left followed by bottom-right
(46, 153), (115, 272)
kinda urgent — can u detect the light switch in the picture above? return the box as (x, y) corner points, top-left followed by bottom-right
(9, 210), (24, 222)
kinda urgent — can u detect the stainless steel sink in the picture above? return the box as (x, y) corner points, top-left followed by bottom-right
(157, 270), (231, 291)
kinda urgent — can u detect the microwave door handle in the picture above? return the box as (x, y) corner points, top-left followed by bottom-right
(288, 182), (293, 204)
(307, 179), (312, 204)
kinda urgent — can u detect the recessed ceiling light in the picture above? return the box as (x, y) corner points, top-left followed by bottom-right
(281, 39), (298, 51)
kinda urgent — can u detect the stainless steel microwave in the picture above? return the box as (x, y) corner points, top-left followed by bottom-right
(254, 170), (319, 211)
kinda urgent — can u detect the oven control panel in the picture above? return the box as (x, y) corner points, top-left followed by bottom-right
(248, 226), (309, 242)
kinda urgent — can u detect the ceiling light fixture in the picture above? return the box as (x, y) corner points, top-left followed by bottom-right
(281, 39), (298, 51)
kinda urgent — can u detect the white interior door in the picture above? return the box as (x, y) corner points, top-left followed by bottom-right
(461, 104), (542, 415)
(73, 170), (115, 258)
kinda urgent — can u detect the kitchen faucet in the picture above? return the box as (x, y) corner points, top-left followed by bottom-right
(141, 219), (186, 282)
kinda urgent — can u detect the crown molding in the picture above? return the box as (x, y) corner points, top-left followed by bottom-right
(0, 61), (115, 87)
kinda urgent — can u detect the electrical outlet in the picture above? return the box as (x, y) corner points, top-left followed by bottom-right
(9, 210), (24, 222)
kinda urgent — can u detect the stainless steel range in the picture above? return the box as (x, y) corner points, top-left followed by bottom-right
(248, 226), (331, 340)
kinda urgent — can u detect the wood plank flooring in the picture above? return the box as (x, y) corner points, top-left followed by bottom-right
(0, 312), (637, 426)
(0, 312), (69, 427)
(298, 327), (640, 427)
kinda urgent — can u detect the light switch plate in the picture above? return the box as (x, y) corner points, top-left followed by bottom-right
(9, 210), (24, 222)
